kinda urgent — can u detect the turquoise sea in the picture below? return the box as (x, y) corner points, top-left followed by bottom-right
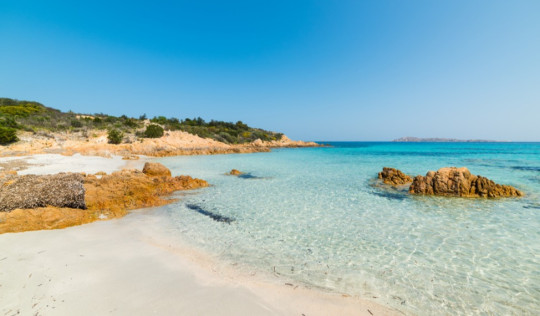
(154, 142), (539, 315)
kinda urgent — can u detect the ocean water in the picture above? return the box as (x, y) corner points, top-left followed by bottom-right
(154, 142), (540, 315)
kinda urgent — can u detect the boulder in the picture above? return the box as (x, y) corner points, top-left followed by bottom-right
(378, 167), (413, 185)
(0, 173), (86, 212)
(409, 167), (523, 198)
(251, 139), (264, 147)
(229, 169), (243, 175)
(142, 162), (171, 177)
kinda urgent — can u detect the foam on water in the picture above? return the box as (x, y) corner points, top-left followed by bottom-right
(154, 142), (540, 315)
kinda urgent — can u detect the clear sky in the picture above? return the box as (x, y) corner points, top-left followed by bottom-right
(1, 1), (539, 141)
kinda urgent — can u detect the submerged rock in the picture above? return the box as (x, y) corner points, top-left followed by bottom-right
(409, 167), (523, 198)
(142, 162), (172, 177)
(0, 173), (86, 212)
(378, 167), (413, 185)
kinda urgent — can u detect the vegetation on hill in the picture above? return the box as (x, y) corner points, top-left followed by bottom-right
(143, 124), (164, 138)
(107, 129), (124, 144)
(0, 98), (283, 145)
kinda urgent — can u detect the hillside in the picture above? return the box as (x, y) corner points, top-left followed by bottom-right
(0, 98), (283, 145)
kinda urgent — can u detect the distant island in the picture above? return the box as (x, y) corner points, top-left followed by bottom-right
(392, 137), (506, 143)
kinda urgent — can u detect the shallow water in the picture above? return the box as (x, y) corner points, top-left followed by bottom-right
(155, 142), (540, 315)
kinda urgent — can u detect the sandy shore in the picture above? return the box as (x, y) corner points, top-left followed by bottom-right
(0, 153), (396, 315)
(0, 209), (396, 316)
(0, 153), (146, 175)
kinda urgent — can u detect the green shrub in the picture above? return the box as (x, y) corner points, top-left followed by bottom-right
(150, 116), (168, 125)
(0, 126), (18, 145)
(123, 118), (139, 128)
(105, 116), (116, 123)
(0, 103), (42, 117)
(144, 124), (164, 138)
(71, 119), (83, 128)
(107, 129), (124, 144)
(0, 117), (20, 129)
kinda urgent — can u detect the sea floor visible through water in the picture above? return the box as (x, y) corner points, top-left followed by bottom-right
(151, 142), (539, 315)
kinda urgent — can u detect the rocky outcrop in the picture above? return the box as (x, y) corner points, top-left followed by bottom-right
(0, 164), (209, 234)
(378, 167), (413, 185)
(0, 130), (319, 158)
(0, 173), (86, 212)
(228, 169), (243, 175)
(84, 168), (208, 215)
(409, 167), (523, 198)
(142, 162), (171, 177)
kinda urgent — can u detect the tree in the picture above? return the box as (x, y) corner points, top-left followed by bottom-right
(107, 129), (123, 144)
(144, 124), (164, 138)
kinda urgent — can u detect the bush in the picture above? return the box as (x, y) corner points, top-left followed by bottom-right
(0, 117), (20, 129)
(71, 119), (83, 128)
(107, 129), (124, 144)
(0, 126), (18, 145)
(144, 124), (164, 138)
(123, 118), (139, 128)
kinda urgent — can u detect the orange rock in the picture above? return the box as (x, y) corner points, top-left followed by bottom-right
(0, 169), (208, 234)
(409, 167), (523, 198)
(142, 162), (172, 177)
(377, 167), (413, 185)
(229, 169), (243, 175)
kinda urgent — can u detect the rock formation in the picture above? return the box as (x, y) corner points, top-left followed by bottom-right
(0, 164), (209, 234)
(409, 167), (523, 198)
(84, 168), (208, 215)
(0, 173), (86, 212)
(378, 167), (413, 185)
(0, 130), (320, 158)
(142, 162), (172, 177)
(228, 169), (243, 175)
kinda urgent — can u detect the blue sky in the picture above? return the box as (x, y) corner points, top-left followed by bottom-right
(1, 1), (539, 141)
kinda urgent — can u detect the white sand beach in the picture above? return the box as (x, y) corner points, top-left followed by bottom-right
(0, 154), (396, 316)
(0, 209), (395, 316)
(0, 153), (145, 175)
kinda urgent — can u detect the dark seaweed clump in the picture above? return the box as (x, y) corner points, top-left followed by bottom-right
(237, 173), (259, 179)
(370, 190), (408, 201)
(186, 204), (235, 223)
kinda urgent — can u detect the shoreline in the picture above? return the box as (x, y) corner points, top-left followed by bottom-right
(0, 130), (322, 158)
(0, 151), (397, 315)
(0, 206), (397, 316)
